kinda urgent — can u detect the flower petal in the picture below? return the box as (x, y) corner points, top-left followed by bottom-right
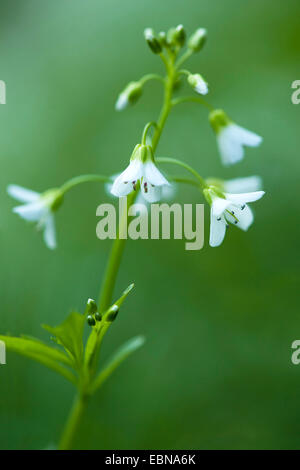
(110, 161), (142, 197)
(195, 79), (208, 95)
(211, 196), (231, 217)
(141, 179), (162, 203)
(7, 184), (40, 203)
(231, 124), (262, 147)
(209, 210), (227, 247)
(225, 191), (265, 205)
(223, 176), (263, 193)
(13, 201), (45, 221)
(143, 161), (169, 186)
(217, 127), (244, 166)
(43, 213), (56, 249)
(115, 93), (128, 111)
(234, 205), (254, 231)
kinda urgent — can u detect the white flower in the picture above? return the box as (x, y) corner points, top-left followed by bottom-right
(110, 144), (170, 203)
(207, 190), (265, 247)
(209, 109), (262, 166)
(7, 184), (62, 249)
(188, 73), (208, 95)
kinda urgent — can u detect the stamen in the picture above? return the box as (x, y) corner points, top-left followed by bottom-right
(132, 180), (137, 191)
(241, 204), (245, 210)
(144, 182), (148, 193)
(217, 217), (221, 221)
(124, 181), (128, 184)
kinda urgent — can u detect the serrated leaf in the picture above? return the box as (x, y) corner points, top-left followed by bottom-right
(42, 311), (85, 368)
(0, 335), (76, 384)
(90, 335), (145, 394)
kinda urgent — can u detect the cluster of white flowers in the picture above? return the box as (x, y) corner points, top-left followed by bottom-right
(7, 25), (265, 250)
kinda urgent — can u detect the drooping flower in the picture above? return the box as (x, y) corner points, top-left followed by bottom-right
(7, 185), (63, 249)
(110, 144), (170, 202)
(188, 73), (208, 95)
(206, 175), (263, 194)
(204, 186), (265, 247)
(115, 81), (142, 111)
(209, 109), (262, 166)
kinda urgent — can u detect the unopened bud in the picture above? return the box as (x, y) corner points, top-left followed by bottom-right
(87, 298), (98, 315)
(87, 315), (96, 326)
(106, 304), (119, 322)
(95, 311), (102, 322)
(115, 81), (142, 111)
(174, 24), (186, 46)
(144, 28), (162, 54)
(188, 28), (207, 52)
(158, 31), (167, 47)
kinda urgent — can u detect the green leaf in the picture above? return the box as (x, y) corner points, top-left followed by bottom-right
(90, 335), (145, 394)
(0, 335), (76, 384)
(42, 311), (85, 368)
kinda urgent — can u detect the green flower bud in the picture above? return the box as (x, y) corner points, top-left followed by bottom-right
(87, 298), (98, 315)
(106, 304), (119, 322)
(115, 81), (142, 111)
(95, 311), (102, 322)
(209, 109), (231, 134)
(188, 28), (207, 52)
(158, 31), (167, 47)
(174, 24), (186, 46)
(87, 315), (96, 326)
(144, 28), (162, 54)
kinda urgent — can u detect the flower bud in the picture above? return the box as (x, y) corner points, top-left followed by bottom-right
(144, 28), (162, 54)
(106, 304), (119, 322)
(87, 315), (96, 326)
(95, 311), (102, 322)
(158, 31), (167, 48)
(174, 24), (186, 46)
(87, 298), (98, 315)
(188, 28), (207, 52)
(187, 73), (208, 95)
(115, 81), (142, 111)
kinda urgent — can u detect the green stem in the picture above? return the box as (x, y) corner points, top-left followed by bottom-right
(99, 60), (175, 311)
(175, 49), (193, 69)
(58, 52), (176, 452)
(156, 157), (207, 189)
(60, 174), (111, 195)
(58, 393), (88, 450)
(171, 95), (214, 111)
(139, 73), (165, 86)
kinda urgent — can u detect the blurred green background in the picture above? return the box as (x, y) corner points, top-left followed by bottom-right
(0, 0), (299, 450)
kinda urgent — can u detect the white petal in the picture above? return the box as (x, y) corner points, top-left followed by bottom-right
(223, 176), (263, 193)
(235, 205), (254, 231)
(110, 161), (142, 197)
(7, 184), (40, 203)
(209, 210), (227, 247)
(43, 213), (56, 249)
(143, 161), (169, 187)
(13, 201), (46, 222)
(211, 196), (231, 218)
(225, 191), (265, 205)
(217, 128), (244, 165)
(115, 93), (128, 111)
(141, 179), (162, 203)
(231, 124), (262, 147)
(195, 80), (208, 95)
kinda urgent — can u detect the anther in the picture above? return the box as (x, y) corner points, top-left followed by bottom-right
(241, 205), (245, 210)
(144, 182), (148, 193)
(132, 180), (137, 191)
